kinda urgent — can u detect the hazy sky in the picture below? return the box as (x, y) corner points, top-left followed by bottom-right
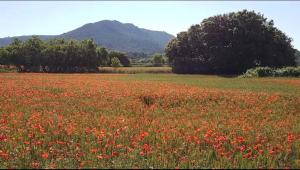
(1, 1), (300, 49)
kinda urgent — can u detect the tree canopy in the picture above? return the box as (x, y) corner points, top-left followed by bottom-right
(151, 53), (166, 66)
(0, 36), (119, 72)
(165, 10), (296, 74)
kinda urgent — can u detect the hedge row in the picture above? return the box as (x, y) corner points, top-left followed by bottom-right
(240, 67), (300, 78)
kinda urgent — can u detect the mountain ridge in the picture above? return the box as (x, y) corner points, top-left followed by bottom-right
(0, 20), (174, 54)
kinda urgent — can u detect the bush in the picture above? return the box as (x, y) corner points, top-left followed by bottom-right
(151, 53), (166, 67)
(240, 67), (300, 78)
(108, 52), (131, 67)
(274, 67), (300, 77)
(111, 57), (122, 68)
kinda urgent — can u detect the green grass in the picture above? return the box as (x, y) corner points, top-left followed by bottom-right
(0, 67), (16, 73)
(107, 73), (300, 95)
(98, 66), (172, 74)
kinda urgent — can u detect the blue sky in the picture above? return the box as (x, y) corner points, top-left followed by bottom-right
(1, 1), (300, 49)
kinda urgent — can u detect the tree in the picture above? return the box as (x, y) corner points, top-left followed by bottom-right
(5, 37), (103, 73)
(165, 10), (296, 74)
(6, 38), (25, 71)
(151, 53), (165, 66)
(80, 39), (98, 71)
(108, 52), (131, 67)
(42, 38), (67, 72)
(96, 47), (109, 66)
(0, 47), (10, 66)
(111, 57), (122, 68)
(22, 36), (45, 72)
(295, 49), (300, 66)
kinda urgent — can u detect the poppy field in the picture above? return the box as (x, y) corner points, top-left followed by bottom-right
(0, 73), (299, 168)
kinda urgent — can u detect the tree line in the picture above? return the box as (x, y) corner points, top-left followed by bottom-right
(165, 10), (297, 74)
(0, 36), (131, 73)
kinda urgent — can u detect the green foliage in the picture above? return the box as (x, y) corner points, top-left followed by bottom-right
(151, 53), (166, 66)
(0, 47), (10, 65)
(96, 47), (109, 66)
(241, 67), (300, 77)
(166, 10), (296, 74)
(108, 52), (131, 67)
(6, 38), (25, 71)
(2, 36), (113, 73)
(0, 67), (16, 73)
(23, 36), (45, 72)
(111, 57), (122, 68)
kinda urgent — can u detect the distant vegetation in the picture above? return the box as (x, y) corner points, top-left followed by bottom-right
(0, 20), (174, 54)
(1, 12), (299, 75)
(166, 10), (297, 74)
(110, 57), (123, 68)
(241, 66), (300, 78)
(151, 53), (167, 67)
(0, 36), (131, 73)
(108, 52), (131, 67)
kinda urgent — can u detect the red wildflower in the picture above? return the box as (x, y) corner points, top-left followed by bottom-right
(41, 152), (49, 159)
(236, 136), (246, 143)
(288, 133), (295, 143)
(112, 151), (119, 157)
(0, 135), (7, 142)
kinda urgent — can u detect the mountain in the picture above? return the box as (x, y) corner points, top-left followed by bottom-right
(0, 20), (174, 54)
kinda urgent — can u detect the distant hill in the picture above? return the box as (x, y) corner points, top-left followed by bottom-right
(0, 20), (174, 54)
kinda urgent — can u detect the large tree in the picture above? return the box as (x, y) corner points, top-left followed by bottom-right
(6, 38), (25, 71)
(96, 47), (109, 66)
(0, 47), (9, 66)
(165, 10), (296, 74)
(23, 36), (45, 72)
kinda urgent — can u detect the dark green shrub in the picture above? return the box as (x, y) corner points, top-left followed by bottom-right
(140, 95), (155, 106)
(111, 57), (122, 68)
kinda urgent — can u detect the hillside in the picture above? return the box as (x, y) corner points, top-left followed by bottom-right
(0, 20), (174, 54)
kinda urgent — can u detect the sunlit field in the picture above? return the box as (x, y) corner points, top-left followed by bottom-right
(99, 66), (172, 74)
(0, 73), (299, 168)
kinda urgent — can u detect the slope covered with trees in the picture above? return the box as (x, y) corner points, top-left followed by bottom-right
(0, 20), (174, 55)
(165, 10), (296, 74)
